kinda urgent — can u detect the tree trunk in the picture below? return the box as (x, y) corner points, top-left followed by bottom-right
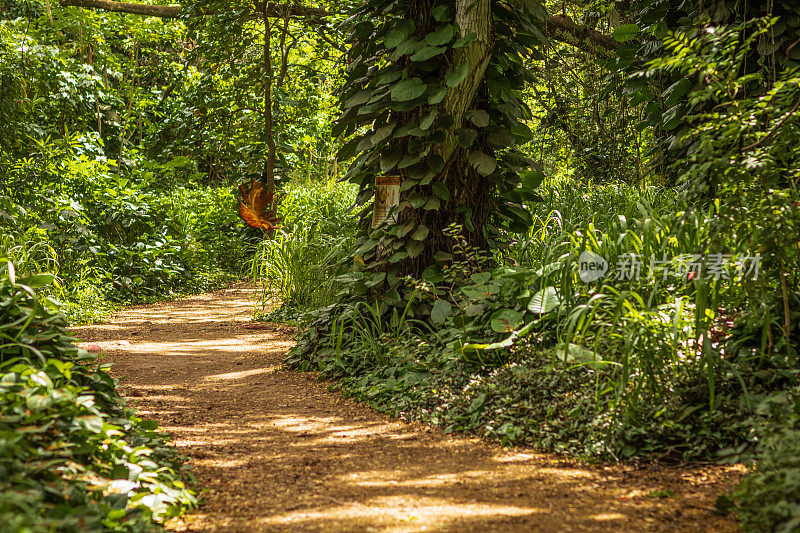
(395, 0), (495, 276)
(262, 5), (276, 196)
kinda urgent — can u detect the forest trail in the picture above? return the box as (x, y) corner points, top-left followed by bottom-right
(72, 284), (743, 532)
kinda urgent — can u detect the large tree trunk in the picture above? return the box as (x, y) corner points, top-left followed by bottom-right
(394, 0), (495, 276)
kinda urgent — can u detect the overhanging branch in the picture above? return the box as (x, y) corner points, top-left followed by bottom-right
(58, 1), (618, 57)
(544, 15), (620, 57)
(58, 0), (330, 20)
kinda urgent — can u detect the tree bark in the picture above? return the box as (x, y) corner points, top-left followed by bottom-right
(57, 0), (329, 21)
(58, 0), (619, 57)
(545, 15), (619, 57)
(393, 0), (496, 275)
(440, 0), (493, 163)
(262, 5), (276, 196)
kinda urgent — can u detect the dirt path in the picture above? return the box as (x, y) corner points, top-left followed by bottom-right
(72, 285), (743, 532)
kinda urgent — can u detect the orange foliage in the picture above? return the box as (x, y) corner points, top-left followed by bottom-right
(237, 179), (281, 231)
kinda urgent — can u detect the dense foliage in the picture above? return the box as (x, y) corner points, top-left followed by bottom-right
(0, 261), (196, 531)
(4, 0), (800, 530)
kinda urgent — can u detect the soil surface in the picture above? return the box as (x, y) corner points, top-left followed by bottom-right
(72, 284), (745, 532)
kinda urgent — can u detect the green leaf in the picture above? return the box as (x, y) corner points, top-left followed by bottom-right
(389, 251), (409, 263)
(453, 32), (477, 48)
(469, 109), (490, 127)
(409, 194), (427, 208)
(432, 182), (450, 201)
(487, 128), (514, 148)
(428, 87), (447, 104)
(491, 309), (525, 333)
(457, 128), (478, 147)
(411, 225), (430, 240)
(420, 108), (439, 130)
(397, 222), (415, 238)
(375, 69), (403, 86)
(612, 24), (641, 43)
(422, 265), (444, 283)
(23, 273), (55, 289)
(380, 148), (403, 172)
(371, 123), (395, 145)
(424, 196), (441, 210)
(396, 39), (425, 57)
(555, 343), (601, 365)
(406, 240), (424, 258)
(431, 299), (452, 324)
(509, 120), (533, 142)
(411, 46), (445, 61)
(662, 78), (692, 107)
(431, 5), (454, 22)
(521, 0), (548, 21)
(398, 153), (421, 169)
(425, 24), (455, 46)
(385, 22), (412, 48)
(521, 169), (545, 190)
(344, 90), (371, 109)
(662, 105), (683, 130)
(528, 287), (560, 314)
(469, 151), (497, 176)
(391, 78), (427, 101)
(446, 64), (469, 88)
(426, 154), (446, 172)
(337, 136), (361, 160)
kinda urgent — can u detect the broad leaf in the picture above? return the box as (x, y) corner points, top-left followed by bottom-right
(528, 287), (560, 314)
(612, 24), (640, 43)
(428, 87), (447, 104)
(446, 64), (470, 87)
(431, 299), (452, 324)
(391, 78), (426, 101)
(469, 151), (497, 176)
(411, 46), (445, 62)
(380, 147), (403, 172)
(469, 109), (490, 127)
(491, 309), (525, 333)
(426, 24), (455, 46)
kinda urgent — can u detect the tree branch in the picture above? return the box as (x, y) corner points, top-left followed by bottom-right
(58, 0), (330, 20)
(60, 1), (618, 57)
(544, 15), (620, 57)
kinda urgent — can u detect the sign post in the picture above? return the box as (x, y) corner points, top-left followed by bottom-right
(372, 175), (400, 228)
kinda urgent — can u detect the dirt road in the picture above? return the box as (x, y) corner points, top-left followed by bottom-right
(72, 284), (743, 532)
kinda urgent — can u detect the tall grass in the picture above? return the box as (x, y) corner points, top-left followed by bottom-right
(505, 176), (751, 420)
(251, 179), (359, 318)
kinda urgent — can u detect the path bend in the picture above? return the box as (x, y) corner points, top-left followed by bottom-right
(72, 284), (742, 532)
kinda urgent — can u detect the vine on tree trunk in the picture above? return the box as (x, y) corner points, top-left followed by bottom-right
(333, 0), (547, 292)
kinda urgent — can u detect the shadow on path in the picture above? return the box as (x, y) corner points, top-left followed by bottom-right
(72, 285), (743, 532)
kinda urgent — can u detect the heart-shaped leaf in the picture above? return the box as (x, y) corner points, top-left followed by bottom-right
(425, 24), (455, 46)
(469, 151), (497, 176)
(446, 64), (470, 87)
(391, 78), (427, 101)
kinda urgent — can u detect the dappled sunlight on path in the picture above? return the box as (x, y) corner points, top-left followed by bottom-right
(72, 285), (743, 532)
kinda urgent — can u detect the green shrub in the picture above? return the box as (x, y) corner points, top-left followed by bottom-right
(0, 260), (196, 531)
(736, 391), (800, 533)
